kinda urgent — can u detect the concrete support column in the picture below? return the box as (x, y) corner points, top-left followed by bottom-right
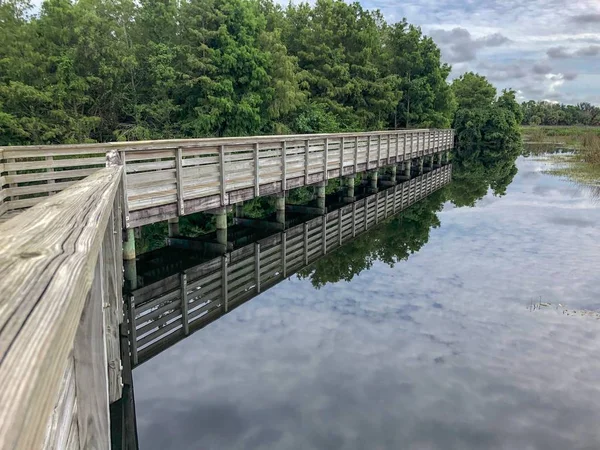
(124, 259), (137, 291)
(427, 155), (434, 171)
(368, 170), (378, 193)
(215, 207), (228, 246)
(168, 217), (180, 237)
(123, 227), (137, 291)
(404, 161), (411, 179)
(344, 175), (355, 202)
(123, 228), (136, 261)
(235, 202), (244, 219)
(275, 193), (286, 225)
(316, 182), (327, 209)
(418, 157), (424, 175)
(390, 165), (397, 183)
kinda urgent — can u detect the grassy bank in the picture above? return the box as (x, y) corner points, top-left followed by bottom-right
(522, 126), (600, 185)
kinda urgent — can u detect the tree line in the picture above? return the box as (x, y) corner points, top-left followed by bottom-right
(0, 0), (457, 145)
(521, 101), (600, 126)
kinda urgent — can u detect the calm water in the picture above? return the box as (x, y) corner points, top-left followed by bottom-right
(134, 156), (600, 450)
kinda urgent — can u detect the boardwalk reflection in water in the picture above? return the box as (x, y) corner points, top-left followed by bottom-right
(126, 165), (452, 366)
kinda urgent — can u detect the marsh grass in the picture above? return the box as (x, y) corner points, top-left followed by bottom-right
(523, 126), (600, 185)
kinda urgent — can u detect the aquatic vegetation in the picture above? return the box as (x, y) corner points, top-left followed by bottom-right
(523, 126), (600, 185)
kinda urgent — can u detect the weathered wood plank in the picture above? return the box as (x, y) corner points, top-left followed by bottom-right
(73, 253), (111, 450)
(0, 166), (122, 450)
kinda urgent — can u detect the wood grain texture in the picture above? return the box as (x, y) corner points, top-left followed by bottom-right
(42, 353), (78, 450)
(73, 253), (111, 450)
(0, 166), (122, 450)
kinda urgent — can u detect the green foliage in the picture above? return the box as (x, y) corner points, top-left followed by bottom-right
(0, 0), (455, 145)
(449, 73), (521, 206)
(521, 101), (600, 126)
(297, 189), (447, 287)
(451, 72), (496, 110)
(386, 21), (455, 128)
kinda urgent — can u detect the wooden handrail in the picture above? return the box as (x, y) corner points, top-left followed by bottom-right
(0, 128), (441, 153)
(0, 163), (123, 449)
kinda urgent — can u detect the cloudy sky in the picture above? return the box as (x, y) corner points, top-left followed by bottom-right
(360, 0), (600, 105)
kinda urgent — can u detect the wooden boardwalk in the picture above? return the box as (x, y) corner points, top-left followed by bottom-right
(128, 164), (452, 366)
(0, 129), (453, 227)
(0, 129), (453, 450)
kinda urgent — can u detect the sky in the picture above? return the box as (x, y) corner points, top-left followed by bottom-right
(361, 0), (600, 105)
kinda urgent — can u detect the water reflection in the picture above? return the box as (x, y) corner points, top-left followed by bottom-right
(126, 166), (452, 367)
(131, 152), (600, 450)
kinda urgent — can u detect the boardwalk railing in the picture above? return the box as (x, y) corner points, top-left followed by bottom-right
(0, 129), (454, 227)
(0, 159), (124, 449)
(127, 164), (452, 366)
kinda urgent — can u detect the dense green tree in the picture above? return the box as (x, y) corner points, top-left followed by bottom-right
(0, 0), (457, 144)
(521, 100), (600, 126)
(385, 20), (455, 128)
(451, 72), (496, 110)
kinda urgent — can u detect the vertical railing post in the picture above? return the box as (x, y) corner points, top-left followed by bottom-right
(281, 141), (287, 192)
(323, 138), (329, 182)
(384, 190), (389, 218)
(221, 254), (228, 312)
(304, 223), (309, 265)
(304, 140), (310, 185)
(119, 151), (129, 230)
(354, 136), (359, 173)
(254, 143), (260, 197)
(322, 214), (327, 254)
(339, 137), (345, 176)
(367, 135), (371, 170)
(375, 192), (379, 224)
(255, 242), (261, 293)
(180, 273), (189, 335)
(351, 203), (356, 237)
(281, 231), (287, 278)
(338, 209), (343, 246)
(219, 145), (226, 207)
(395, 133), (399, 162)
(127, 294), (137, 366)
(377, 135), (381, 168)
(387, 134), (391, 164)
(46, 155), (55, 196)
(176, 146), (185, 216)
(7, 158), (17, 202)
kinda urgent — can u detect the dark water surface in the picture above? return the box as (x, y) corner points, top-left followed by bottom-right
(134, 157), (600, 450)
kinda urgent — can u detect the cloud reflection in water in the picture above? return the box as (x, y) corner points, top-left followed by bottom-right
(135, 157), (600, 450)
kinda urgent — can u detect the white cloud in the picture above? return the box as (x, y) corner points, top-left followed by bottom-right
(360, 0), (600, 104)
